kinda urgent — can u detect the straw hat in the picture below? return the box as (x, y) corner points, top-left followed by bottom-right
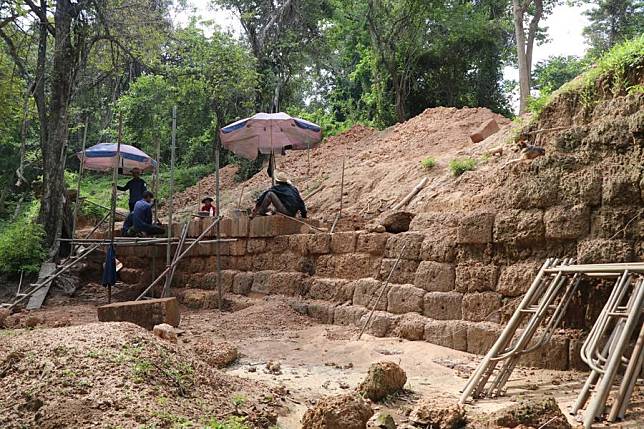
(201, 196), (214, 204)
(274, 171), (291, 184)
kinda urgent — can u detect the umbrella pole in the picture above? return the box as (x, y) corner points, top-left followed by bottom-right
(215, 133), (222, 311)
(71, 117), (88, 256)
(107, 114), (123, 304)
(330, 158), (345, 233)
(165, 106), (177, 295)
(152, 132), (161, 280)
(270, 119), (275, 186)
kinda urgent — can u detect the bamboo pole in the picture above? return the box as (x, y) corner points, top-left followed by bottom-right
(71, 118), (89, 256)
(215, 131), (223, 311)
(167, 106), (177, 287)
(330, 158), (345, 233)
(107, 114), (123, 303)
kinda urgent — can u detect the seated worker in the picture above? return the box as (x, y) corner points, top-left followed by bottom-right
(117, 167), (147, 212)
(252, 171), (307, 218)
(200, 197), (216, 216)
(125, 191), (165, 236)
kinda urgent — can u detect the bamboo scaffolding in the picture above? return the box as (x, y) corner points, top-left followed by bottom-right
(70, 118), (89, 256)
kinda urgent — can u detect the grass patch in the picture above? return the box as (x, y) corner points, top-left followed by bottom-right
(420, 157), (437, 170)
(448, 158), (477, 177)
(0, 202), (46, 274)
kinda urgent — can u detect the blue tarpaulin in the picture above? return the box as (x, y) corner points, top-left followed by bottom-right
(101, 244), (117, 287)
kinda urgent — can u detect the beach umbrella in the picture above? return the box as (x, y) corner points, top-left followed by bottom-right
(79, 143), (157, 174)
(220, 112), (322, 160)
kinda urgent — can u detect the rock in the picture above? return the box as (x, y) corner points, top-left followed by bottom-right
(24, 315), (42, 328)
(97, 297), (181, 330)
(470, 118), (500, 143)
(409, 399), (466, 429)
(366, 224), (387, 233)
(380, 212), (415, 234)
(367, 412), (396, 429)
(301, 393), (374, 429)
(489, 397), (571, 429)
(152, 323), (177, 343)
(358, 361), (407, 401)
(266, 360), (282, 375)
(0, 308), (11, 328)
(194, 340), (239, 368)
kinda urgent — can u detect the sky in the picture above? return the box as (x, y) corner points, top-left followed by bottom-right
(175, 0), (592, 109)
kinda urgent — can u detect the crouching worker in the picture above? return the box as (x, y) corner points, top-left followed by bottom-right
(252, 171), (307, 219)
(124, 191), (165, 236)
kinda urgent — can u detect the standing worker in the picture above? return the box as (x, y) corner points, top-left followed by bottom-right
(118, 167), (147, 212)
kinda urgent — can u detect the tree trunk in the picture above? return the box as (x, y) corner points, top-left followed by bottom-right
(513, 0), (530, 114)
(39, 0), (77, 257)
(392, 73), (406, 123)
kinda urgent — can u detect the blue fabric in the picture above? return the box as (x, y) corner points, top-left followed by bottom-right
(221, 119), (249, 133)
(132, 200), (154, 233)
(101, 244), (117, 286)
(256, 183), (307, 218)
(293, 119), (321, 132)
(85, 148), (149, 163)
(117, 177), (147, 205)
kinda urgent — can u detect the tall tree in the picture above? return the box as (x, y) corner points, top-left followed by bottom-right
(512, 0), (543, 114)
(581, 0), (644, 56)
(0, 0), (171, 255)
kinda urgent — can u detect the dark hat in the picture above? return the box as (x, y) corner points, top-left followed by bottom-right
(201, 196), (214, 204)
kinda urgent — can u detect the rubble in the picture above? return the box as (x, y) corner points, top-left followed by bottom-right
(408, 398), (466, 428)
(358, 361), (407, 401)
(301, 393), (374, 429)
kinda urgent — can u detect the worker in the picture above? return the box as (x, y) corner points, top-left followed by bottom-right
(118, 167), (147, 212)
(125, 191), (165, 236)
(252, 171), (307, 218)
(201, 197), (216, 216)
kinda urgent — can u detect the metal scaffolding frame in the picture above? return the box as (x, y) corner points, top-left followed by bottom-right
(459, 260), (644, 429)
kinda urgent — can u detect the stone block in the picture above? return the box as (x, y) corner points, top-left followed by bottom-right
(359, 311), (399, 337)
(577, 239), (635, 263)
(414, 261), (455, 292)
(423, 292), (463, 320)
(386, 284), (425, 315)
(232, 272), (254, 295)
(201, 269), (235, 292)
(394, 313), (427, 341)
(246, 239), (267, 254)
(315, 254), (335, 277)
(307, 233), (331, 254)
(220, 240), (246, 256)
(466, 322), (502, 355)
(409, 212), (459, 232)
(420, 235), (457, 263)
(379, 259), (419, 284)
(97, 298), (180, 330)
(544, 205), (590, 240)
(265, 272), (308, 296)
(119, 268), (143, 285)
(470, 118), (500, 143)
(559, 169), (602, 206)
(455, 264), (499, 293)
(330, 232), (357, 253)
(462, 292), (502, 322)
(569, 336), (589, 371)
(384, 232), (425, 260)
(602, 174), (641, 206)
(518, 335), (570, 370)
(334, 305), (368, 326)
(591, 206), (640, 240)
(176, 289), (220, 310)
(248, 216), (304, 237)
(307, 301), (335, 324)
(270, 235), (291, 253)
(250, 270), (276, 294)
(353, 278), (386, 311)
(494, 209), (545, 244)
(356, 232), (390, 255)
(251, 253), (272, 271)
(497, 262), (542, 297)
(335, 254), (382, 280)
(506, 174), (560, 210)
(308, 278), (354, 303)
(457, 212), (495, 244)
(424, 320), (468, 351)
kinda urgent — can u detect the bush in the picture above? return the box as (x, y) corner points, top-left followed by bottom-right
(0, 217), (47, 274)
(448, 158), (476, 176)
(420, 157), (437, 170)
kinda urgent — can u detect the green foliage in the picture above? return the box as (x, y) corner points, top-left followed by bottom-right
(203, 416), (250, 429)
(532, 56), (589, 93)
(448, 158), (477, 177)
(0, 205), (47, 274)
(420, 157), (437, 170)
(581, 0), (644, 57)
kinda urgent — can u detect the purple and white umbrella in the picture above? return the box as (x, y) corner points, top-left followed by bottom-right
(220, 112), (322, 160)
(79, 143), (157, 174)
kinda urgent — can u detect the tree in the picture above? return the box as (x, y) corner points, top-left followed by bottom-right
(581, 0), (644, 56)
(532, 55), (588, 92)
(0, 0), (172, 255)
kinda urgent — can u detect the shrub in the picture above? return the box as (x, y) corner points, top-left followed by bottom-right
(448, 158), (476, 177)
(420, 157), (437, 170)
(0, 217), (47, 274)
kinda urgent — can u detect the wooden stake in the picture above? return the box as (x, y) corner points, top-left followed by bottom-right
(215, 131), (223, 311)
(71, 118), (89, 256)
(392, 177), (428, 210)
(166, 106), (177, 293)
(330, 158), (345, 233)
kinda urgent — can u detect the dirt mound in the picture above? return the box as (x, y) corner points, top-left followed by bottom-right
(194, 340), (239, 368)
(0, 322), (280, 428)
(301, 393), (374, 429)
(409, 398), (466, 428)
(358, 361), (407, 401)
(488, 397), (571, 429)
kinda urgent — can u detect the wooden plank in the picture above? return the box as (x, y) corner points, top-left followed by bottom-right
(26, 262), (57, 310)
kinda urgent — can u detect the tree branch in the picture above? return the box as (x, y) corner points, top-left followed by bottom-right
(23, 0), (55, 35)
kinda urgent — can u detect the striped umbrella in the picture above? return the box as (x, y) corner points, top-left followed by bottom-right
(79, 143), (157, 174)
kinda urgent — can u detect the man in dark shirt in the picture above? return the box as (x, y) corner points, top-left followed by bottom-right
(253, 171), (307, 218)
(126, 191), (165, 236)
(117, 167), (147, 212)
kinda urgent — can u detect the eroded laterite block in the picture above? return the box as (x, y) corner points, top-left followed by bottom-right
(457, 212), (495, 244)
(494, 210), (545, 244)
(356, 232), (390, 255)
(602, 174), (641, 205)
(265, 272), (309, 296)
(394, 313), (426, 341)
(470, 118), (499, 143)
(175, 289), (220, 310)
(577, 239), (635, 263)
(330, 232), (358, 254)
(308, 278), (354, 302)
(358, 311), (399, 337)
(333, 305), (368, 326)
(246, 238), (267, 254)
(384, 232), (424, 260)
(250, 270), (276, 294)
(497, 262), (541, 297)
(335, 253), (382, 280)
(414, 261), (455, 292)
(462, 292), (502, 322)
(466, 322), (502, 355)
(455, 264), (499, 293)
(379, 259), (419, 284)
(386, 284), (424, 315)
(544, 204), (590, 240)
(306, 301), (335, 324)
(519, 335), (570, 370)
(232, 272), (254, 295)
(307, 233), (331, 254)
(423, 291), (463, 320)
(352, 278), (386, 310)
(97, 298), (180, 330)
(424, 320), (468, 351)
(420, 235), (457, 263)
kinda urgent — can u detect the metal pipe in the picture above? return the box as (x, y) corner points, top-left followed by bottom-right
(608, 323), (644, 421)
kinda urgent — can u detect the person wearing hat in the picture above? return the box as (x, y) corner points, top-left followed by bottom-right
(252, 171), (307, 219)
(201, 196), (216, 216)
(117, 167), (147, 212)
